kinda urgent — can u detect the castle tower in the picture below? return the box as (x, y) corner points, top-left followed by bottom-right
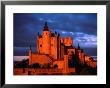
(63, 55), (69, 74)
(77, 43), (84, 64)
(78, 43), (80, 49)
(37, 32), (39, 53)
(37, 32), (43, 54)
(57, 33), (61, 59)
(29, 45), (32, 65)
(64, 37), (73, 46)
(77, 43), (81, 54)
(50, 32), (57, 60)
(42, 22), (51, 54)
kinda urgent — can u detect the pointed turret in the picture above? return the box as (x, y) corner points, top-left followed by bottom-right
(55, 31), (57, 35)
(29, 45), (32, 65)
(58, 33), (60, 37)
(37, 32), (39, 36)
(29, 45), (32, 50)
(42, 22), (51, 54)
(78, 43), (80, 49)
(43, 22), (49, 31)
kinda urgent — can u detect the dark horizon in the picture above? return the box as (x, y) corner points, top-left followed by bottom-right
(14, 13), (97, 56)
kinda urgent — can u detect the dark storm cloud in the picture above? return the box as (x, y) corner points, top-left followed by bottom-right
(14, 47), (36, 56)
(14, 13), (97, 56)
(32, 13), (97, 35)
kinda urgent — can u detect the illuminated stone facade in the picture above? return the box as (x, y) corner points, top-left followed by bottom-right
(28, 22), (97, 74)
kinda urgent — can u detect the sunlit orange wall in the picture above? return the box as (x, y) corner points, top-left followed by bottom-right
(67, 48), (75, 60)
(37, 37), (42, 53)
(60, 44), (64, 59)
(50, 36), (57, 60)
(81, 53), (85, 64)
(63, 55), (68, 73)
(42, 31), (51, 54)
(31, 54), (52, 65)
(85, 55), (91, 62)
(89, 61), (97, 68)
(53, 60), (64, 69)
(60, 37), (64, 43)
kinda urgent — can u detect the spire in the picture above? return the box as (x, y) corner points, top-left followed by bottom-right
(37, 32), (39, 36)
(43, 22), (49, 31)
(58, 33), (60, 37)
(55, 31), (57, 34)
(45, 22), (48, 27)
(78, 43), (80, 49)
(29, 45), (32, 50)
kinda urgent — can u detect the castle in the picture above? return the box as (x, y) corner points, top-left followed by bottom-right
(28, 22), (96, 74)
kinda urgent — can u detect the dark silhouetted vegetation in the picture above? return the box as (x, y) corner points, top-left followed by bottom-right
(14, 59), (29, 68)
(54, 64), (58, 69)
(29, 63), (41, 68)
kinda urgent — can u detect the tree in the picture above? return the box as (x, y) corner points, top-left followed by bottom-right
(47, 63), (51, 69)
(72, 53), (80, 74)
(68, 59), (74, 68)
(54, 64), (58, 69)
(32, 63), (41, 68)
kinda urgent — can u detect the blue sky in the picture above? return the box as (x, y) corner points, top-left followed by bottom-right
(14, 13), (97, 56)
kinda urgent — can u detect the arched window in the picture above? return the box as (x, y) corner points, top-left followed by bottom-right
(40, 44), (42, 47)
(53, 64), (58, 69)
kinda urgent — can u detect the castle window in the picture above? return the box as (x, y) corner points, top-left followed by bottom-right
(71, 51), (74, 53)
(51, 44), (53, 46)
(67, 51), (69, 53)
(40, 44), (42, 47)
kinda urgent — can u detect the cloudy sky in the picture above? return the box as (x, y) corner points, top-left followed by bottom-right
(14, 13), (97, 57)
